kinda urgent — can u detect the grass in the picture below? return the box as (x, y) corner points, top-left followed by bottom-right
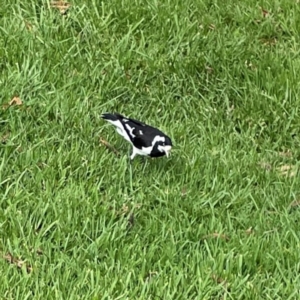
(1, 0), (300, 298)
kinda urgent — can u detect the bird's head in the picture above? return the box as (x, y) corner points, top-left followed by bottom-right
(157, 136), (172, 157)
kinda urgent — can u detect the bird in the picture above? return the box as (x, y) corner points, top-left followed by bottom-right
(101, 113), (172, 160)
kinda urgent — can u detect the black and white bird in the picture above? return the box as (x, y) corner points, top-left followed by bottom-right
(101, 113), (172, 160)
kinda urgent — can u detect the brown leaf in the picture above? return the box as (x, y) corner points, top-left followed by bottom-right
(202, 232), (229, 241)
(226, 105), (235, 116)
(1, 132), (10, 144)
(245, 227), (254, 235)
(211, 274), (228, 287)
(117, 203), (141, 217)
(128, 213), (134, 227)
(260, 37), (277, 46)
(24, 20), (33, 31)
(145, 271), (158, 282)
(278, 165), (297, 177)
(261, 8), (270, 17)
(50, 1), (71, 15)
(36, 248), (43, 255)
(9, 96), (23, 106)
(2, 97), (23, 110)
(125, 72), (131, 80)
(205, 66), (214, 74)
(26, 265), (33, 273)
(3, 253), (33, 273)
(16, 145), (23, 153)
(120, 204), (129, 215)
(244, 60), (257, 70)
(278, 150), (292, 158)
(99, 137), (120, 156)
(181, 187), (188, 197)
(259, 162), (272, 171)
(289, 200), (300, 208)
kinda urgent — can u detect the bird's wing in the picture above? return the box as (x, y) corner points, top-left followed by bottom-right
(102, 113), (133, 142)
(119, 116), (146, 128)
(120, 120), (159, 148)
(127, 117), (146, 127)
(103, 113), (160, 147)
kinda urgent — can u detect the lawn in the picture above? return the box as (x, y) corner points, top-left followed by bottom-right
(1, 0), (300, 299)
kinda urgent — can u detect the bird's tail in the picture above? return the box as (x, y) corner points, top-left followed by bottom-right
(101, 113), (122, 121)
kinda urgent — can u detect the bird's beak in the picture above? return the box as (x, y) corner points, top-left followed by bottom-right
(165, 148), (171, 158)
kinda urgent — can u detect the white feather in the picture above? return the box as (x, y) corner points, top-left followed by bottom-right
(105, 119), (131, 142)
(104, 115), (171, 159)
(125, 124), (136, 138)
(130, 135), (166, 159)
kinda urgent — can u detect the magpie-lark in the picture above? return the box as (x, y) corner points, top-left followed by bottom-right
(101, 113), (172, 160)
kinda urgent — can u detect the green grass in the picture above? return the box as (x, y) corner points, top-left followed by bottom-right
(1, 0), (300, 298)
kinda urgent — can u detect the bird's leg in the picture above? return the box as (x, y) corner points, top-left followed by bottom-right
(130, 147), (137, 161)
